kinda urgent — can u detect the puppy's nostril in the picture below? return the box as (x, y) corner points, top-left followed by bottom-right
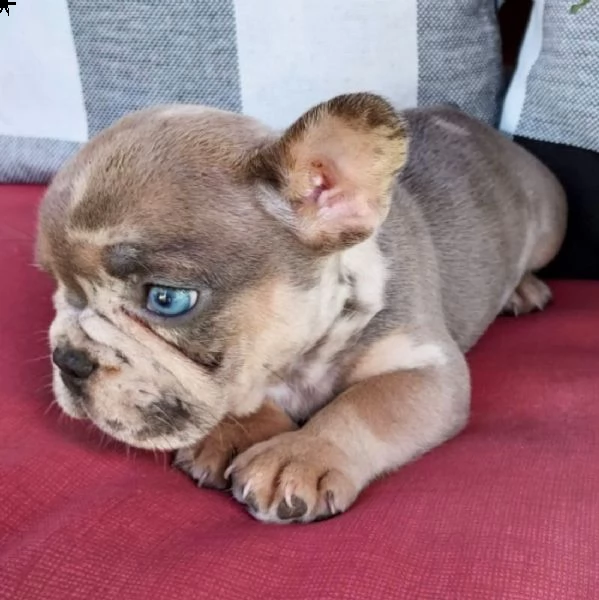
(52, 346), (96, 380)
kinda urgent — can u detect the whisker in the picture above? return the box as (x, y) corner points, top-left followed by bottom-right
(32, 328), (51, 338)
(36, 378), (54, 390)
(24, 353), (52, 364)
(97, 431), (108, 450)
(43, 398), (60, 416)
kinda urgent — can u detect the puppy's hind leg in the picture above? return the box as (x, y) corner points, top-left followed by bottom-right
(504, 185), (566, 316)
(503, 219), (566, 316)
(502, 272), (552, 316)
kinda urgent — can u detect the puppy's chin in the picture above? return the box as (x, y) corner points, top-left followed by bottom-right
(95, 422), (209, 451)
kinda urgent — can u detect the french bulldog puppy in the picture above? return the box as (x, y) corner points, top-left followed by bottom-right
(37, 94), (566, 523)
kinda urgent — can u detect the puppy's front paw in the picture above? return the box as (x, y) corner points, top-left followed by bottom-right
(174, 432), (237, 490)
(227, 432), (359, 524)
(174, 403), (297, 490)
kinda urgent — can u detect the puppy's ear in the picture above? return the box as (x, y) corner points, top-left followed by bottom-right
(249, 93), (408, 252)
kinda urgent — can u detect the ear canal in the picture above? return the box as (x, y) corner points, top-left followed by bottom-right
(249, 93), (408, 252)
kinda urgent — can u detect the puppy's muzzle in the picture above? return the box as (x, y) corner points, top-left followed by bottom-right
(49, 307), (226, 449)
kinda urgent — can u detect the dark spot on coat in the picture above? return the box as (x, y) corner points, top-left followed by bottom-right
(340, 270), (359, 316)
(202, 351), (223, 371)
(114, 350), (130, 365)
(105, 418), (125, 431)
(136, 395), (193, 440)
(103, 243), (145, 279)
(341, 298), (360, 317)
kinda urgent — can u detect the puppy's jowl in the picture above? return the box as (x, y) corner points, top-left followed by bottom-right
(37, 94), (566, 523)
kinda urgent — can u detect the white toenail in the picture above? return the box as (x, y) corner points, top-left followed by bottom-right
(242, 481), (252, 500)
(284, 487), (294, 507)
(326, 491), (338, 514)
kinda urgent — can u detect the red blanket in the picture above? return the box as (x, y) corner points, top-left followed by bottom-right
(1, 185), (598, 599)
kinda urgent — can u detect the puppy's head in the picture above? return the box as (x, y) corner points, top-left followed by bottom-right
(36, 93), (407, 450)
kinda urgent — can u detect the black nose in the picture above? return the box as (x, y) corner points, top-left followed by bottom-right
(52, 346), (96, 380)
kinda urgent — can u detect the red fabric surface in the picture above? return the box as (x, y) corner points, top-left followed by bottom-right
(1, 184), (598, 600)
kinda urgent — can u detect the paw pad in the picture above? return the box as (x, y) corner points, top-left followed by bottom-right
(276, 495), (308, 520)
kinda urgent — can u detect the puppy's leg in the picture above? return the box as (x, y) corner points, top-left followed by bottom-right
(228, 346), (469, 523)
(175, 401), (296, 489)
(503, 272), (552, 316)
(504, 193), (566, 316)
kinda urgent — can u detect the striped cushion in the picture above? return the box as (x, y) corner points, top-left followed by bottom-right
(0, 0), (502, 183)
(500, 0), (599, 152)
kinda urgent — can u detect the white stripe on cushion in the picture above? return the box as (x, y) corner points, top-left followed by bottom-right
(499, 0), (546, 136)
(233, 0), (418, 130)
(0, 0), (88, 142)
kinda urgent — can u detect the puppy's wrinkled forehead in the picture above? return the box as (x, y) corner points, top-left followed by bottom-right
(37, 107), (281, 287)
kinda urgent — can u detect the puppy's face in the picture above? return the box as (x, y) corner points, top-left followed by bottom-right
(36, 95), (407, 450)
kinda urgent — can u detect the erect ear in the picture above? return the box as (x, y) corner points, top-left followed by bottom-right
(249, 93), (408, 251)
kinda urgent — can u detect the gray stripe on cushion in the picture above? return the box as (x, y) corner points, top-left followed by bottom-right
(0, 136), (80, 183)
(416, 0), (502, 125)
(67, 0), (242, 136)
(515, 2), (599, 152)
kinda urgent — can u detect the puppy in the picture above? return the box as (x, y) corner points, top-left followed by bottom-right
(37, 94), (566, 523)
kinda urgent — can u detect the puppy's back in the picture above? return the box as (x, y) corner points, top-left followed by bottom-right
(391, 106), (566, 348)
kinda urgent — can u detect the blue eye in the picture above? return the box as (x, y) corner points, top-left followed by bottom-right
(146, 286), (198, 317)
